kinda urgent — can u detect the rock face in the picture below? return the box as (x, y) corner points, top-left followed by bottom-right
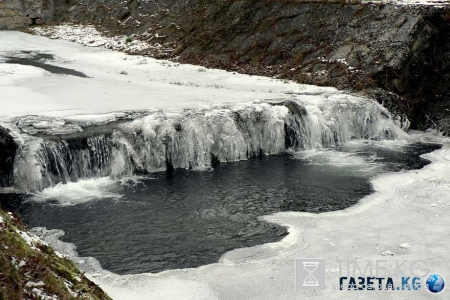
(0, 0), (64, 29)
(0, 126), (17, 188)
(0, 0), (29, 29)
(55, 0), (450, 133)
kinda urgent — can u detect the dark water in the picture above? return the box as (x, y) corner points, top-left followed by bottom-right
(3, 51), (89, 77)
(1, 142), (441, 275)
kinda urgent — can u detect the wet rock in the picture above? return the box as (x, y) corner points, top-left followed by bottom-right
(0, 126), (18, 188)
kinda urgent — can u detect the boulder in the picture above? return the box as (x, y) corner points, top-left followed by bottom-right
(0, 126), (17, 188)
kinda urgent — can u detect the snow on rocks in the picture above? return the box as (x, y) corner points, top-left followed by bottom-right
(387, 0), (450, 6)
(30, 288), (59, 300)
(64, 280), (79, 298)
(317, 57), (361, 74)
(0, 208), (108, 299)
(17, 229), (46, 251)
(25, 281), (60, 300)
(399, 243), (411, 249)
(359, 0), (450, 6)
(31, 24), (174, 58)
(25, 281), (45, 288)
(11, 257), (26, 269)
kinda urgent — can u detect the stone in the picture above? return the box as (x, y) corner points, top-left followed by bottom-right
(0, 0), (54, 29)
(0, 126), (17, 188)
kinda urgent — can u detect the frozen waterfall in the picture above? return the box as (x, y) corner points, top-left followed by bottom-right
(11, 96), (408, 192)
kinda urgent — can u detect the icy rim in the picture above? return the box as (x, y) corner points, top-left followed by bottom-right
(33, 131), (450, 300)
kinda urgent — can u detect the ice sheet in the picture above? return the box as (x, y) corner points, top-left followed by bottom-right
(0, 31), (299, 120)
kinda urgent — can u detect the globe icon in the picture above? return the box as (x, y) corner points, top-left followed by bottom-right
(426, 274), (445, 293)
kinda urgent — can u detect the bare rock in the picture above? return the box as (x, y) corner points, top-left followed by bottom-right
(0, 126), (17, 188)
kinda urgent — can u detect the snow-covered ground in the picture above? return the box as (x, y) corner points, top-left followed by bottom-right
(0, 30), (301, 121)
(390, 0), (449, 5)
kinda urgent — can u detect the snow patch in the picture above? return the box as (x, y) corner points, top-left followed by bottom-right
(16, 229), (44, 251)
(32, 24), (172, 57)
(399, 243), (411, 249)
(11, 257), (26, 269)
(25, 281), (45, 288)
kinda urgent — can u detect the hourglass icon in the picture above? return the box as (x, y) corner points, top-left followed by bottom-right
(302, 261), (319, 287)
(296, 258), (325, 290)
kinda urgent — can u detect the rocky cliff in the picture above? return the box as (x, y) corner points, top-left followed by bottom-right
(50, 0), (449, 133)
(0, 0), (27, 29)
(0, 0), (69, 29)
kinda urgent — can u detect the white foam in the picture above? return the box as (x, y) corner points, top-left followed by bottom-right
(289, 138), (421, 176)
(292, 148), (382, 175)
(342, 139), (410, 152)
(31, 177), (122, 206)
